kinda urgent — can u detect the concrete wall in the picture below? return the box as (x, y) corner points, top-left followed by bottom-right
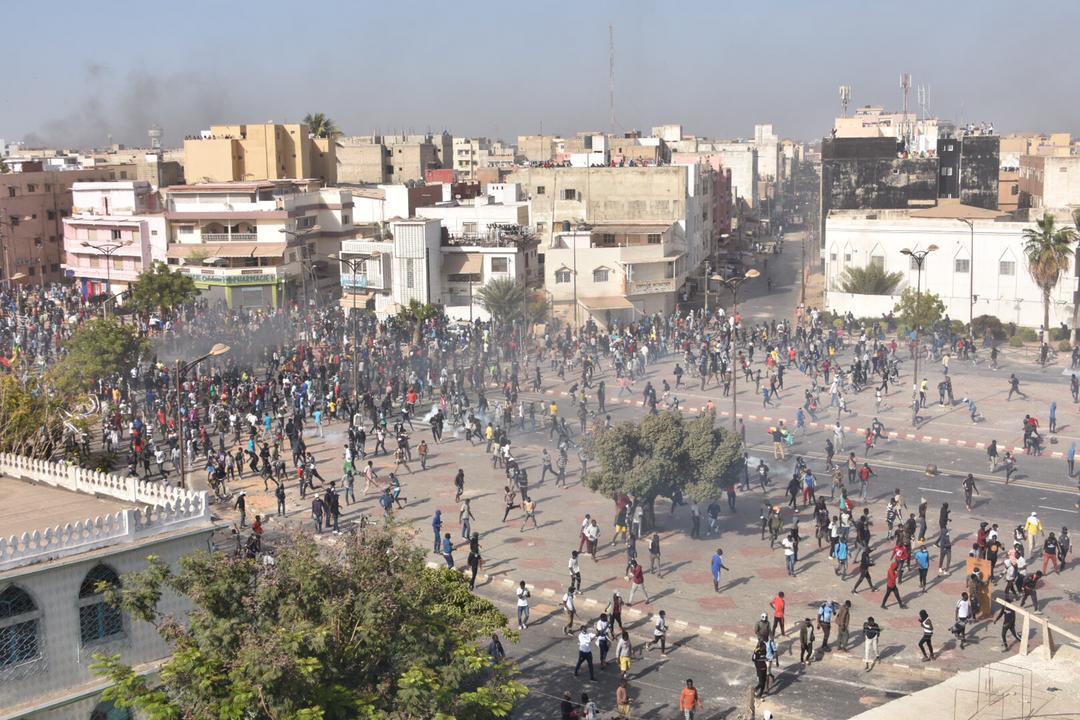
(822, 137), (938, 214)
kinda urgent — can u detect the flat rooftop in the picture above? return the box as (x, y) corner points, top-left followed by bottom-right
(0, 476), (135, 539)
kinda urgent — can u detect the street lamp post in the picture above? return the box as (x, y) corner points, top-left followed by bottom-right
(704, 261), (712, 317)
(900, 245), (938, 424)
(956, 219), (975, 329)
(280, 226), (320, 312)
(81, 240), (131, 317)
(717, 268), (760, 429)
(176, 343), (230, 488)
(329, 252), (379, 399)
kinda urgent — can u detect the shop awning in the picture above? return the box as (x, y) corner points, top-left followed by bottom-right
(442, 253), (483, 274)
(167, 243), (287, 259)
(578, 296), (636, 310)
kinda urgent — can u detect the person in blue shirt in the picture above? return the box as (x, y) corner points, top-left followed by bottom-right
(796, 407), (806, 434)
(432, 509), (442, 551)
(313, 408), (324, 437)
(1050, 401), (1058, 434)
(915, 541), (932, 590)
(817, 601), (835, 650)
(441, 532), (455, 568)
(834, 538), (849, 578)
(711, 548), (731, 593)
(1068, 442), (1076, 478)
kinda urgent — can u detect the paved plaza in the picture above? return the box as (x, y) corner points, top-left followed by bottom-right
(206, 233), (1080, 719)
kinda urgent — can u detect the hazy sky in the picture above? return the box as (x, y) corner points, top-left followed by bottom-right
(5, 0), (1079, 150)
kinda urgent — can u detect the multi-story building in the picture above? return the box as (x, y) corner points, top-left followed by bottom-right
(936, 134), (1000, 210)
(337, 133), (450, 184)
(183, 123), (336, 185)
(1018, 155), (1080, 213)
(0, 454), (213, 720)
(452, 138), (514, 179)
(753, 124), (782, 213)
(545, 223), (688, 327)
(62, 182), (168, 302)
(334, 218), (441, 316)
(163, 180), (356, 309)
(675, 142), (758, 209)
(439, 229), (539, 322)
(0, 168), (104, 285)
(414, 185), (530, 240)
(834, 105), (940, 155)
(517, 135), (562, 164)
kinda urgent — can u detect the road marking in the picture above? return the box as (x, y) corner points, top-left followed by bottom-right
(1038, 505), (1079, 514)
(919, 487), (953, 494)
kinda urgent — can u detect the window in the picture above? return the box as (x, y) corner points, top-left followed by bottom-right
(844, 253), (852, 262)
(463, 222), (477, 235)
(119, 171), (128, 180)
(592, 268), (610, 283)
(178, 225), (194, 235)
(870, 255), (884, 269)
(296, 216), (316, 230)
(111, 229), (122, 240)
(44, 184), (51, 192)
(536, 186), (545, 195)
(46, 210), (56, 221)
(26, 184), (36, 193)
(555, 269), (572, 283)
(647, 234), (661, 244)
(79, 565), (123, 645)
(491, 257), (509, 273)
(0, 585), (41, 669)
(6, 187), (14, 198)
(27, 268), (35, 276)
(830, 253), (837, 262)
(536, 221), (547, 234)
(9, 216), (18, 227)
(406, 259), (415, 289)
(999, 260), (1016, 276)
(342, 214), (350, 225)
(50, 263), (60, 272)
(954, 259), (970, 273)
(562, 189), (576, 200)
(1011, 185), (1019, 196)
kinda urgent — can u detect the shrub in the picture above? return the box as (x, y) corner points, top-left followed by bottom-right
(1059, 340), (1073, 353)
(1018, 327), (1039, 342)
(972, 315), (1007, 341)
(1008, 336), (1024, 347)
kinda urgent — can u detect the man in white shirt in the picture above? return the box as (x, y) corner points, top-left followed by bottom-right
(954, 592), (972, 649)
(573, 626), (597, 680)
(562, 586), (577, 635)
(646, 610), (669, 655)
(515, 581), (530, 630)
(568, 551), (582, 594)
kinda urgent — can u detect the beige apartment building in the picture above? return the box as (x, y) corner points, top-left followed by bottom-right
(183, 123), (336, 185)
(517, 135), (562, 163)
(337, 133), (450, 184)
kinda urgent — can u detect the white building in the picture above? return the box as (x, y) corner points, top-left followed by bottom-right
(824, 202), (1076, 329)
(0, 454), (214, 720)
(335, 218), (441, 317)
(415, 192), (529, 241)
(163, 181), (357, 308)
(62, 181), (168, 302)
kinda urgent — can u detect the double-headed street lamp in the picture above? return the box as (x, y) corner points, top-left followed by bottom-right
(81, 240), (131, 317)
(329, 251), (380, 399)
(176, 343), (230, 488)
(716, 268), (760, 429)
(900, 245), (938, 422)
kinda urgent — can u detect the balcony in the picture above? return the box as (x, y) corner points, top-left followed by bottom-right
(627, 278), (676, 295)
(341, 272), (385, 290)
(202, 233), (258, 242)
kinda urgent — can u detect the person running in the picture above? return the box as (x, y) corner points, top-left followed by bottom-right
(880, 561), (905, 609)
(852, 547), (876, 593)
(993, 603), (1021, 650)
(918, 609), (936, 661)
(646, 610), (668, 655)
(627, 560), (650, 605)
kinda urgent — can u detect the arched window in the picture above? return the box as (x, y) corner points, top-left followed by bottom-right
(0, 585), (41, 668)
(78, 565), (123, 645)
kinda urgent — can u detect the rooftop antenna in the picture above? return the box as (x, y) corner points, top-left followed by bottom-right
(898, 73), (907, 144)
(609, 24), (616, 135)
(839, 84), (851, 118)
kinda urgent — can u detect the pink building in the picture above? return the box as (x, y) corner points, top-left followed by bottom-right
(62, 182), (167, 302)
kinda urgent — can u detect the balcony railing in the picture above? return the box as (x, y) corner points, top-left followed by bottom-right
(341, 273), (384, 290)
(202, 233), (258, 242)
(627, 278), (676, 295)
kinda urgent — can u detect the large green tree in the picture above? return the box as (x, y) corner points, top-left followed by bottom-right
(92, 529), (527, 720)
(398, 300), (442, 345)
(0, 374), (84, 459)
(1022, 212), (1077, 333)
(584, 410), (743, 529)
(52, 317), (150, 393)
(303, 113), (340, 139)
(129, 262), (200, 317)
(893, 288), (946, 333)
(838, 264), (903, 295)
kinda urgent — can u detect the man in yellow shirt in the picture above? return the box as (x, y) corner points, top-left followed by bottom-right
(1024, 511), (1044, 556)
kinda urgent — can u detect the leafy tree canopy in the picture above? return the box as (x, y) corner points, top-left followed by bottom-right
(893, 287), (945, 332)
(0, 374), (84, 458)
(838, 264), (903, 295)
(584, 411), (744, 512)
(1022, 212), (1077, 331)
(93, 529), (526, 720)
(52, 317), (149, 393)
(129, 262), (200, 316)
(303, 113), (341, 139)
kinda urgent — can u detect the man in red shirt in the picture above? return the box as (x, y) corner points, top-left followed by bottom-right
(770, 591), (786, 637)
(880, 561), (906, 609)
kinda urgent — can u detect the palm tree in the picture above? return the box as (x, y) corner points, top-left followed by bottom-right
(838, 264), (904, 295)
(302, 113), (340, 139)
(476, 277), (526, 321)
(1022, 213), (1077, 334)
(397, 300), (441, 344)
